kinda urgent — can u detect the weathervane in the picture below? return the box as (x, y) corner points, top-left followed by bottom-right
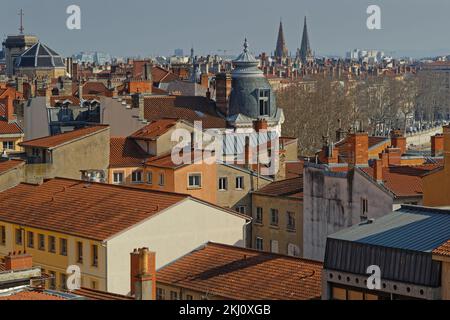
(243, 38), (248, 53)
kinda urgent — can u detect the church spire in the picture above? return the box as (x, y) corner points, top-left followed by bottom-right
(274, 19), (288, 59)
(299, 16), (313, 63)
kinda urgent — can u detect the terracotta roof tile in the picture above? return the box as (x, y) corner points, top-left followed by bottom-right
(20, 125), (109, 149)
(157, 242), (322, 300)
(141, 96), (226, 129)
(109, 137), (148, 168)
(361, 164), (440, 198)
(0, 104), (23, 134)
(0, 291), (66, 300)
(72, 287), (134, 300)
(0, 178), (188, 241)
(0, 159), (25, 174)
(433, 240), (450, 257)
(285, 160), (303, 178)
(130, 118), (179, 141)
(254, 176), (303, 199)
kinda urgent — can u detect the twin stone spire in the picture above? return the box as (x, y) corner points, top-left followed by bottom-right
(274, 17), (313, 63)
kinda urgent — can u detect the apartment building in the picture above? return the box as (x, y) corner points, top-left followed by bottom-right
(0, 178), (249, 295)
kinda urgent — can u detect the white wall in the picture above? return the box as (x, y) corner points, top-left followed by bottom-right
(105, 199), (247, 295)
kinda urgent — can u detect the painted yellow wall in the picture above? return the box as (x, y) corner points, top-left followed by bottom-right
(0, 222), (106, 291)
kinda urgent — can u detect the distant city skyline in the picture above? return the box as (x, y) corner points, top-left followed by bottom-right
(2, 0), (450, 59)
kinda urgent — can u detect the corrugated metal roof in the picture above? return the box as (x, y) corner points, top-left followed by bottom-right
(329, 205), (450, 252)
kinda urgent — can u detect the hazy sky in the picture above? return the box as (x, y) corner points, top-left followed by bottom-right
(2, 0), (450, 58)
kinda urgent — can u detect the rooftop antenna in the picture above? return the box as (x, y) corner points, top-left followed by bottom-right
(18, 9), (24, 34)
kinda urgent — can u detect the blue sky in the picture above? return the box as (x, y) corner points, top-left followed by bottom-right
(2, 0), (450, 58)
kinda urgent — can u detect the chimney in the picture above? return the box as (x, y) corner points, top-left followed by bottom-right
(431, 134), (444, 157)
(390, 130), (407, 155)
(374, 159), (383, 183)
(78, 79), (83, 100)
(253, 119), (268, 132)
(379, 151), (389, 168)
(200, 73), (209, 89)
(5, 251), (33, 271)
(143, 62), (153, 85)
(244, 136), (253, 170)
(206, 88), (211, 100)
(0, 94), (15, 123)
(444, 126), (450, 171)
(15, 77), (24, 93)
(45, 87), (52, 107)
(347, 132), (369, 166)
(132, 93), (145, 121)
(130, 248), (156, 300)
(386, 147), (401, 166)
(215, 73), (232, 116)
(62, 78), (73, 96)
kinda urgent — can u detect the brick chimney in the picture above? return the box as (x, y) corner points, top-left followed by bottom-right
(0, 94), (15, 123)
(253, 119), (268, 132)
(386, 147), (401, 166)
(390, 130), (407, 155)
(444, 126), (450, 172)
(5, 251), (33, 271)
(347, 132), (369, 166)
(200, 73), (209, 89)
(431, 134), (444, 157)
(374, 159), (383, 183)
(215, 73), (232, 116)
(130, 248), (156, 300)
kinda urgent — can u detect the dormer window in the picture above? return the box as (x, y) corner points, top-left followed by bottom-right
(259, 89), (270, 116)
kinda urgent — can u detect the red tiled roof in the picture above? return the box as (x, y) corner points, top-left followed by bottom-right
(130, 118), (179, 141)
(142, 96), (226, 129)
(145, 150), (208, 169)
(0, 178), (188, 240)
(20, 125), (109, 149)
(254, 176), (303, 199)
(0, 291), (65, 300)
(72, 287), (134, 300)
(285, 160), (303, 178)
(433, 240), (450, 257)
(0, 159), (25, 174)
(109, 137), (148, 168)
(361, 164), (441, 198)
(157, 242), (322, 300)
(0, 104), (23, 135)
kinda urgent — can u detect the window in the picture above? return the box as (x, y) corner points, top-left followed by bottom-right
(49, 271), (56, 290)
(77, 241), (83, 263)
(92, 244), (98, 267)
(2, 141), (14, 150)
(146, 172), (153, 184)
(156, 288), (165, 300)
(236, 206), (246, 214)
(255, 237), (263, 251)
(27, 231), (34, 248)
(186, 295), (193, 300)
(60, 238), (67, 256)
(0, 226), (5, 246)
(159, 173), (165, 186)
(188, 173), (202, 188)
(258, 89), (270, 116)
(170, 291), (179, 300)
(32, 148), (40, 157)
(48, 236), (56, 253)
(270, 209), (279, 226)
(236, 176), (244, 189)
(15, 228), (22, 245)
(131, 170), (143, 183)
(113, 172), (124, 184)
(361, 197), (369, 219)
(91, 280), (97, 290)
(255, 207), (263, 224)
(218, 177), (228, 191)
(270, 240), (279, 253)
(287, 212), (296, 230)
(38, 234), (45, 251)
(60, 273), (67, 290)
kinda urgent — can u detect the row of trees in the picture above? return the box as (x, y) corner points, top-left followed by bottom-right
(277, 71), (450, 154)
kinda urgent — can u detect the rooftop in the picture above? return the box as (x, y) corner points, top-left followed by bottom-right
(0, 159), (25, 174)
(129, 118), (179, 141)
(0, 178), (189, 241)
(20, 125), (109, 149)
(0, 104), (23, 135)
(157, 242), (322, 300)
(329, 205), (450, 252)
(109, 137), (148, 168)
(253, 176), (303, 199)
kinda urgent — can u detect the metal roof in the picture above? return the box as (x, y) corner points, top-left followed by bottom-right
(329, 205), (450, 252)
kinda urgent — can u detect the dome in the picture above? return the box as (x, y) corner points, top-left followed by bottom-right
(228, 39), (277, 120)
(16, 42), (65, 69)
